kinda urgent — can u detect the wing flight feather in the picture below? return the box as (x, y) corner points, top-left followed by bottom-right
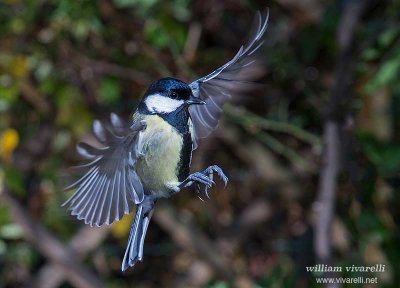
(189, 9), (269, 148)
(63, 114), (146, 227)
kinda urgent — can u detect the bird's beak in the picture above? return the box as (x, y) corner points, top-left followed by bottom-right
(186, 95), (206, 106)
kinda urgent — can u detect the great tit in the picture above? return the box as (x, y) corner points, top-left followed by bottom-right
(63, 9), (269, 271)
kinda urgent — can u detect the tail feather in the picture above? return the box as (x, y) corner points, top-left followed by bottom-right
(121, 199), (154, 271)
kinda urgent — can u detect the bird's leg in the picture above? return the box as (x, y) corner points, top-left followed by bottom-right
(174, 165), (228, 200)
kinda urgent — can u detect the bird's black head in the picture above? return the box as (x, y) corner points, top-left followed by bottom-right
(139, 77), (205, 115)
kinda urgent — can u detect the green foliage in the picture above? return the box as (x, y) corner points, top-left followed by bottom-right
(256, 257), (296, 288)
(365, 53), (400, 93)
(3, 166), (25, 196)
(363, 26), (400, 93)
(113, 0), (159, 11)
(358, 133), (400, 176)
(100, 77), (122, 104)
(0, 224), (23, 240)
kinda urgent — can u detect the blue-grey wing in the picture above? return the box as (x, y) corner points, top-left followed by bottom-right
(63, 113), (147, 227)
(189, 9), (269, 148)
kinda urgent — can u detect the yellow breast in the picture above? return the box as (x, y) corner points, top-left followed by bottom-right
(135, 114), (183, 195)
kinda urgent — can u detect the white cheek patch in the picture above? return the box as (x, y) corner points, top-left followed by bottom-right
(145, 94), (184, 114)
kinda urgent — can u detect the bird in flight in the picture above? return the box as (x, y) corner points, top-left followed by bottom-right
(63, 9), (269, 271)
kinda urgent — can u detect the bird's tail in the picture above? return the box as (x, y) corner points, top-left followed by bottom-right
(121, 197), (155, 271)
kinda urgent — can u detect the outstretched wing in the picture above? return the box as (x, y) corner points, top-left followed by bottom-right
(189, 9), (269, 148)
(63, 113), (147, 227)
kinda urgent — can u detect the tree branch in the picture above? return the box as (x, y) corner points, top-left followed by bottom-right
(0, 186), (105, 288)
(154, 203), (234, 278)
(31, 226), (110, 288)
(313, 1), (373, 287)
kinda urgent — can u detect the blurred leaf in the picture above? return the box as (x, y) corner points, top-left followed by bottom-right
(145, 20), (169, 48)
(10, 17), (25, 34)
(358, 133), (400, 176)
(113, 0), (156, 8)
(0, 240), (6, 255)
(0, 223), (23, 240)
(362, 48), (380, 61)
(53, 130), (71, 152)
(0, 80), (20, 104)
(55, 85), (93, 134)
(208, 281), (229, 288)
(99, 77), (121, 104)
(171, 0), (191, 21)
(112, 213), (134, 239)
(0, 128), (19, 162)
(73, 19), (93, 40)
(3, 165), (24, 196)
(9, 55), (30, 79)
(50, 0), (102, 40)
(365, 53), (400, 93)
(257, 256), (295, 288)
(6, 242), (38, 268)
(378, 28), (399, 48)
(0, 204), (11, 226)
(34, 59), (53, 81)
(113, 0), (159, 16)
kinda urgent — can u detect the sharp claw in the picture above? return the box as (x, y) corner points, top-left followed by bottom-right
(206, 181), (214, 188)
(216, 169), (228, 187)
(183, 166), (227, 201)
(195, 183), (201, 194)
(203, 176), (215, 186)
(203, 165), (228, 188)
(204, 186), (210, 199)
(222, 176), (228, 188)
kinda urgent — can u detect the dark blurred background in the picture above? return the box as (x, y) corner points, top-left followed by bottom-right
(0, 0), (399, 287)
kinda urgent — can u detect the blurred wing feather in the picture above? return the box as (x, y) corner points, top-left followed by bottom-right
(63, 113), (147, 227)
(189, 9), (269, 147)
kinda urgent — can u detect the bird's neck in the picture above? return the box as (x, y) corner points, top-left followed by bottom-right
(160, 107), (190, 135)
(138, 102), (190, 135)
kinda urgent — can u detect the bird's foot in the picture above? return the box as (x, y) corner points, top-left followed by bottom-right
(202, 165), (228, 187)
(179, 165), (228, 201)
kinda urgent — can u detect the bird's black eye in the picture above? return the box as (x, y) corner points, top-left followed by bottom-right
(170, 91), (178, 99)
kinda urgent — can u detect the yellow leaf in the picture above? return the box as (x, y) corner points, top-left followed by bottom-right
(0, 128), (19, 162)
(112, 213), (134, 239)
(10, 56), (30, 79)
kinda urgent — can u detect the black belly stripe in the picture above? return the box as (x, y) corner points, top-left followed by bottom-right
(156, 106), (192, 181)
(177, 132), (192, 181)
(138, 103), (192, 181)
